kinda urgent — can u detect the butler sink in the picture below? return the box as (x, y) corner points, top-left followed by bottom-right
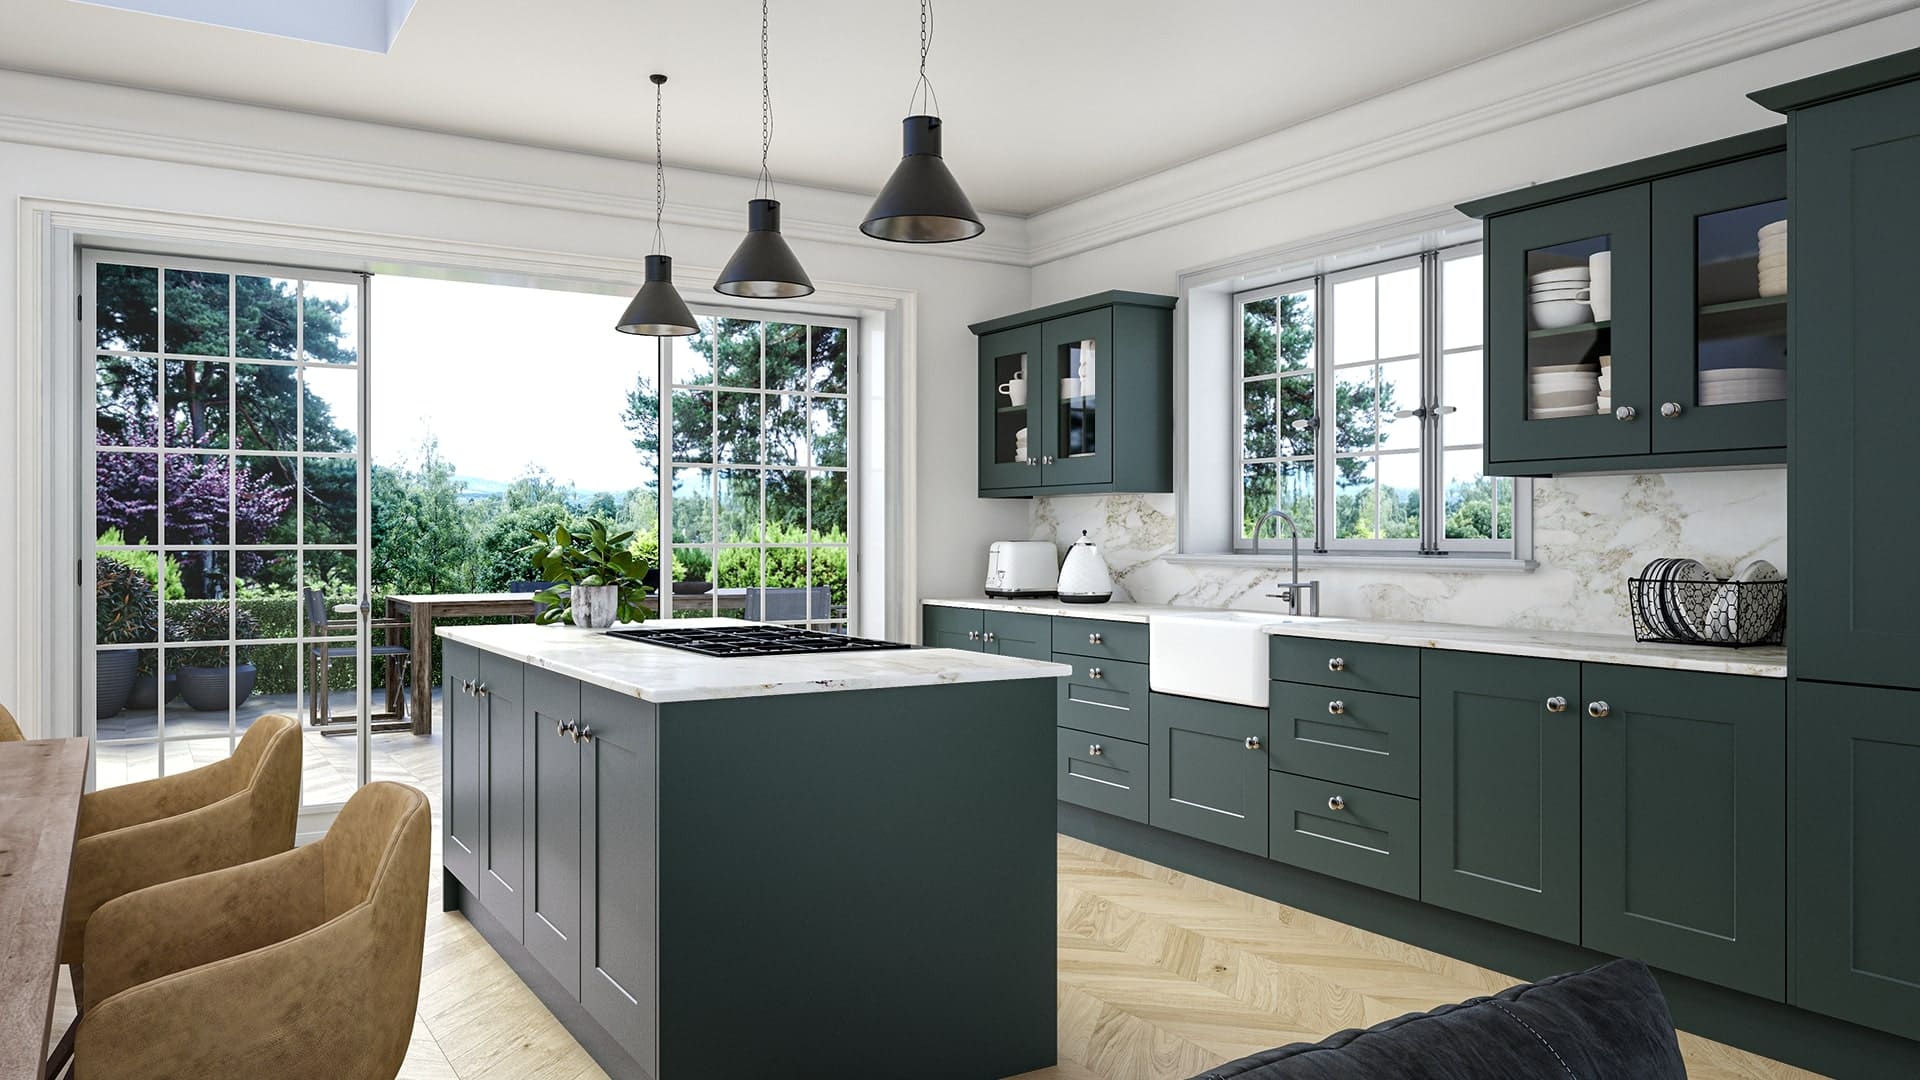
(1148, 611), (1324, 708)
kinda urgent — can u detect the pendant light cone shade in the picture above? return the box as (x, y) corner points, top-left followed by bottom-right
(861, 116), (984, 243)
(714, 199), (815, 298)
(616, 255), (699, 337)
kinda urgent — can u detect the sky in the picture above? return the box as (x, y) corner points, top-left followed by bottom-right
(369, 275), (657, 493)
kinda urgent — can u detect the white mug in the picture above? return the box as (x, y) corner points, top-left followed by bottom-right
(999, 373), (1027, 407)
(1060, 377), (1082, 400)
(1588, 251), (1613, 322)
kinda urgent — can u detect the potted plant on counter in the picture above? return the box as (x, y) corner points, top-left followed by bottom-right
(172, 605), (262, 712)
(520, 518), (648, 629)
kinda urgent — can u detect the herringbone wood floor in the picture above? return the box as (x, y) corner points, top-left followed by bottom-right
(51, 726), (1821, 1078)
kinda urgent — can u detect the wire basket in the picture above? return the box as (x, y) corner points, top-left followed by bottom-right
(1628, 575), (1785, 647)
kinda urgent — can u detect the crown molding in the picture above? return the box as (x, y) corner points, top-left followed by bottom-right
(1023, 0), (1918, 266)
(0, 69), (1032, 267)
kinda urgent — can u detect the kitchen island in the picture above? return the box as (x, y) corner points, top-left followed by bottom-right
(436, 621), (1070, 1080)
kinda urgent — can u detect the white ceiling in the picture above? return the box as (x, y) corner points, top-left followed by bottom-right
(1, 0), (1645, 215)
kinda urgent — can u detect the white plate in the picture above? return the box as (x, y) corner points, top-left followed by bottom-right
(1529, 267), (1591, 285)
(1705, 559), (1784, 643)
(1701, 367), (1786, 380)
(1532, 404), (1598, 418)
(1758, 219), (1788, 238)
(1532, 363), (1600, 374)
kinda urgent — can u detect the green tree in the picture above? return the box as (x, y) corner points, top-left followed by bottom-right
(371, 438), (473, 596)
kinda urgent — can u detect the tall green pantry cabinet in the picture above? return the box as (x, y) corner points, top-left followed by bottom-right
(1757, 47), (1920, 1044)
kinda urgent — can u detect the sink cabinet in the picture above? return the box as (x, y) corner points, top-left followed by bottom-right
(1462, 129), (1789, 475)
(1149, 692), (1270, 855)
(970, 291), (1176, 498)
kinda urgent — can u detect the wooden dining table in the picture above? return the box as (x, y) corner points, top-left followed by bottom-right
(0, 737), (89, 1080)
(386, 589), (754, 734)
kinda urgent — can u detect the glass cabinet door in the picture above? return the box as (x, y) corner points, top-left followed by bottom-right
(1487, 185), (1651, 466)
(1038, 308), (1115, 488)
(978, 324), (1043, 490)
(1650, 152), (1788, 454)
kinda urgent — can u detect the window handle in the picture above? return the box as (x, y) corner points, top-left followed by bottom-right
(1392, 407), (1427, 419)
(1288, 418), (1313, 432)
(1432, 405), (1458, 415)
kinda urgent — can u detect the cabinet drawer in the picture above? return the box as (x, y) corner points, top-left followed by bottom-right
(1053, 617), (1149, 664)
(1269, 637), (1419, 697)
(1268, 682), (1419, 797)
(1269, 772), (1420, 899)
(1056, 655), (1149, 742)
(1056, 728), (1148, 823)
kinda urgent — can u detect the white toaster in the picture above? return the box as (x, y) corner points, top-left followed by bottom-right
(984, 540), (1059, 598)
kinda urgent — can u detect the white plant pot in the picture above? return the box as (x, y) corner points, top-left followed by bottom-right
(570, 585), (620, 629)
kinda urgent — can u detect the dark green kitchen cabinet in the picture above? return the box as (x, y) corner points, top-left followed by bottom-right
(1056, 727), (1148, 823)
(1148, 693), (1270, 856)
(983, 611), (1053, 661)
(923, 605), (984, 650)
(1056, 654), (1150, 743)
(1580, 665), (1786, 1000)
(1462, 129), (1788, 476)
(442, 642), (481, 893)
(477, 650), (527, 936)
(1420, 650), (1582, 943)
(1757, 58), (1920, 690)
(1789, 681), (1920, 1041)
(578, 681), (661, 1075)
(970, 291), (1175, 498)
(523, 667), (584, 998)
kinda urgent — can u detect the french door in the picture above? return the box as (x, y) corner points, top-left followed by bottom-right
(83, 250), (376, 812)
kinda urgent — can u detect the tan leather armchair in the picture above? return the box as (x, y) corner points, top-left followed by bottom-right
(73, 781), (431, 1080)
(0, 702), (21, 741)
(61, 713), (302, 968)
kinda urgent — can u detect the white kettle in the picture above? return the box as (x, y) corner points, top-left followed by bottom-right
(1057, 530), (1114, 604)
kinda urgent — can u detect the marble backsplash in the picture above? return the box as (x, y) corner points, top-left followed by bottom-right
(1029, 470), (1787, 635)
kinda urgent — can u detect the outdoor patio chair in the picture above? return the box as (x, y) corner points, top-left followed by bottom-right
(70, 781), (429, 1080)
(303, 587), (411, 733)
(745, 586), (833, 623)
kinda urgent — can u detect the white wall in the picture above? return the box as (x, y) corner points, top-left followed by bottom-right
(0, 69), (1032, 731)
(1011, 7), (1920, 633)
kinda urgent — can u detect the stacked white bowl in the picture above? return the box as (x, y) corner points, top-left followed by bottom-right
(1758, 220), (1787, 297)
(1530, 266), (1592, 329)
(1597, 355), (1613, 414)
(1700, 368), (1787, 406)
(1530, 361), (1601, 418)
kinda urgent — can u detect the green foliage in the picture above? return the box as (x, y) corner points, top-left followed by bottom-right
(520, 518), (650, 624)
(712, 526), (849, 606)
(96, 556), (157, 646)
(371, 439), (472, 596)
(470, 502), (577, 591)
(1444, 476), (1512, 541)
(98, 528), (183, 600)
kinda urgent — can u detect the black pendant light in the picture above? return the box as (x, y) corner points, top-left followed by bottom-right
(716, 0), (814, 298)
(617, 74), (700, 337)
(861, 0), (983, 244)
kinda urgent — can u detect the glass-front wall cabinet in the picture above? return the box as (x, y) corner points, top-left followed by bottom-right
(1040, 307), (1113, 487)
(980, 324), (1042, 490)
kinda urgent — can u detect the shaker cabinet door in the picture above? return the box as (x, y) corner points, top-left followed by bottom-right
(523, 668), (583, 998)
(442, 643), (481, 892)
(923, 605), (985, 651)
(1580, 665), (1785, 1000)
(1789, 81), (1920, 688)
(979, 325), (1045, 492)
(1420, 651), (1582, 943)
(1148, 693), (1270, 856)
(1038, 308), (1115, 488)
(984, 611), (1054, 661)
(477, 652), (527, 937)
(578, 683), (662, 1076)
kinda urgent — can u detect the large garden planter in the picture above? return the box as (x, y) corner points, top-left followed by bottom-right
(179, 663), (258, 712)
(127, 669), (179, 710)
(96, 650), (139, 718)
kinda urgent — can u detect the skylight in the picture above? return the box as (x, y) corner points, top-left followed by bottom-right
(72, 0), (417, 53)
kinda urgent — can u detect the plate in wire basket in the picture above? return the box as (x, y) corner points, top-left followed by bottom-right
(1629, 561), (1785, 647)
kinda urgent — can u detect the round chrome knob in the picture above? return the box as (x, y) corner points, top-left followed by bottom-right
(1327, 700), (1345, 715)
(556, 720), (571, 739)
(1088, 667), (1103, 680)
(1327, 795), (1346, 812)
(1587, 700), (1611, 718)
(1660, 401), (1682, 418)
(1615, 405), (1637, 421)
(473, 682), (487, 697)
(1328, 657), (1346, 672)
(1042, 456), (1055, 465)
(1088, 743), (1103, 757)
(982, 632), (996, 643)
(965, 630), (979, 641)
(1244, 736), (1262, 751)
(1088, 632), (1103, 645)
(577, 725), (594, 744)
(1546, 696), (1568, 713)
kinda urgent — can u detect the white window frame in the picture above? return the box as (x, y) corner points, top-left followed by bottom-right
(1231, 241), (1526, 559)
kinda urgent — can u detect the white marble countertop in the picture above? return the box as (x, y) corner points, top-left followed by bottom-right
(439, 620), (1071, 704)
(922, 597), (1787, 678)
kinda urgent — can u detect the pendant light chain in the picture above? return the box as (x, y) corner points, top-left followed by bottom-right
(652, 74), (667, 256)
(757, 0), (774, 200)
(907, 0), (941, 118)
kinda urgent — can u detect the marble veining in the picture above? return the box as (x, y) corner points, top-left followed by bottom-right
(1028, 470), (1787, 635)
(922, 597), (1785, 677)
(438, 622), (1070, 703)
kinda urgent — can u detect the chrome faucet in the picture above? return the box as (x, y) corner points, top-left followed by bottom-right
(1252, 509), (1320, 617)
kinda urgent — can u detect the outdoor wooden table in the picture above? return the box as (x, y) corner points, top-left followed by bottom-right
(387, 593), (537, 735)
(0, 737), (89, 1080)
